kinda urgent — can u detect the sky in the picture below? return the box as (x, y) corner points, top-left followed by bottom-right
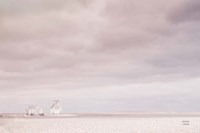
(0, 0), (200, 113)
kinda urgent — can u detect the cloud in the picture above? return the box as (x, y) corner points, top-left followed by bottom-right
(167, 0), (200, 23)
(0, 0), (200, 112)
(0, 0), (104, 41)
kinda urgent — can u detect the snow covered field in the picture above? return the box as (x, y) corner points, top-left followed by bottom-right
(1, 114), (200, 133)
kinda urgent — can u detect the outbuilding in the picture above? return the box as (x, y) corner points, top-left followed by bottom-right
(26, 105), (44, 116)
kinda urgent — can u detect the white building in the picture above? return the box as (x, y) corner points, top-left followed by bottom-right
(26, 105), (44, 116)
(50, 100), (62, 115)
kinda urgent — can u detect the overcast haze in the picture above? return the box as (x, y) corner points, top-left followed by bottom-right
(0, 0), (200, 113)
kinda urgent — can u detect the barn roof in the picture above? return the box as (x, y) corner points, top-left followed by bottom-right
(50, 101), (62, 110)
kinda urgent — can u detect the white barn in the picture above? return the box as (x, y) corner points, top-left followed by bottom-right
(50, 100), (62, 115)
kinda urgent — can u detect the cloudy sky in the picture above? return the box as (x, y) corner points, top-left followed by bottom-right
(0, 0), (200, 113)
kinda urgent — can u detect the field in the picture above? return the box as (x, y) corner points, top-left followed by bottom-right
(1, 113), (200, 133)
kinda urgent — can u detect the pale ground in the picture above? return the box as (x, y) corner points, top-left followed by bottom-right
(0, 114), (200, 133)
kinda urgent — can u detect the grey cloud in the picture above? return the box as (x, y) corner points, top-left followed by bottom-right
(168, 0), (200, 23)
(0, 0), (199, 83)
(93, 0), (176, 53)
